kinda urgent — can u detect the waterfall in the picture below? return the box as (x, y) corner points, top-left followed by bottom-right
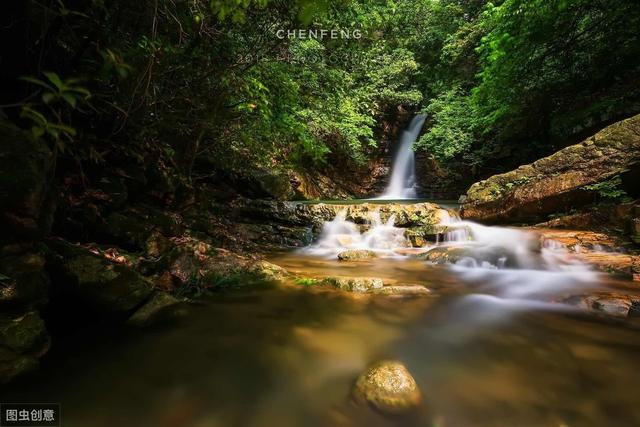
(378, 114), (426, 200)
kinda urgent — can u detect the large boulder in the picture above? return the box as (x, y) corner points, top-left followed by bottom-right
(461, 114), (640, 223)
(47, 240), (154, 316)
(0, 122), (55, 243)
(352, 360), (422, 414)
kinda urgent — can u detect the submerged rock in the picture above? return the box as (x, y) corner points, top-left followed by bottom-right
(337, 249), (378, 261)
(462, 113), (640, 223)
(353, 360), (422, 414)
(322, 277), (384, 293)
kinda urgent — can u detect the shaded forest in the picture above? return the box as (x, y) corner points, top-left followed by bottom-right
(2, 0), (639, 196)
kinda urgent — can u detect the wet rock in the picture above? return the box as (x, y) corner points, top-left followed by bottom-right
(47, 240), (154, 316)
(462, 113), (640, 223)
(418, 245), (528, 268)
(337, 249), (378, 261)
(127, 292), (182, 326)
(353, 360), (422, 414)
(417, 246), (470, 264)
(576, 253), (639, 281)
(536, 229), (624, 253)
(563, 293), (640, 317)
(0, 311), (50, 384)
(373, 285), (430, 296)
(322, 277), (384, 293)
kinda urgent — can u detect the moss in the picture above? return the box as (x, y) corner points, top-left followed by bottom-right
(294, 277), (319, 286)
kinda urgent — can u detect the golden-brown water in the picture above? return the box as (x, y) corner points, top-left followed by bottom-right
(4, 248), (640, 427)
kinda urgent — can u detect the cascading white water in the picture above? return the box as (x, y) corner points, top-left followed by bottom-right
(303, 209), (407, 257)
(378, 114), (427, 200)
(304, 207), (600, 304)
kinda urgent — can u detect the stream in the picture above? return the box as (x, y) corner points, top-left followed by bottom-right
(4, 205), (640, 427)
(3, 116), (639, 427)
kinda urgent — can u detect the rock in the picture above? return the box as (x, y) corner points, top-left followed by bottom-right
(462, 114), (640, 223)
(536, 229), (625, 253)
(127, 292), (182, 326)
(0, 121), (55, 243)
(100, 205), (182, 250)
(322, 277), (384, 293)
(574, 253), (639, 280)
(232, 168), (294, 200)
(0, 311), (50, 384)
(0, 252), (49, 309)
(353, 360), (421, 414)
(47, 240), (154, 316)
(337, 249), (378, 261)
(145, 231), (174, 258)
(417, 246), (470, 264)
(373, 285), (430, 296)
(231, 200), (444, 229)
(563, 293), (639, 317)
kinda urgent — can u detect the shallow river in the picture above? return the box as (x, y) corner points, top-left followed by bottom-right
(4, 248), (640, 427)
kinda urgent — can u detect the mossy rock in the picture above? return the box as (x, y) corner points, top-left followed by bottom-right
(462, 114), (640, 223)
(48, 241), (154, 316)
(0, 310), (50, 384)
(321, 276), (384, 293)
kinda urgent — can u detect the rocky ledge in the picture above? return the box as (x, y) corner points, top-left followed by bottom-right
(461, 113), (640, 224)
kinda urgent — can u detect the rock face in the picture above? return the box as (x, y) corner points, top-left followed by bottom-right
(0, 122), (55, 243)
(461, 114), (640, 223)
(353, 360), (422, 414)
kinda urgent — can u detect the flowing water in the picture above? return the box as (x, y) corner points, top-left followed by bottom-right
(4, 207), (640, 426)
(378, 114), (426, 200)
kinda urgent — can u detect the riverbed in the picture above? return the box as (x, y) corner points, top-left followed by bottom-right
(4, 246), (640, 427)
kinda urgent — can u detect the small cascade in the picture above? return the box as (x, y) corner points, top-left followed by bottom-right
(304, 206), (601, 304)
(304, 209), (407, 257)
(378, 114), (426, 200)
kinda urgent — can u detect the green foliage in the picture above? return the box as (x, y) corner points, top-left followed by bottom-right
(19, 72), (91, 153)
(583, 176), (630, 202)
(4, 0), (640, 187)
(416, 87), (482, 160)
